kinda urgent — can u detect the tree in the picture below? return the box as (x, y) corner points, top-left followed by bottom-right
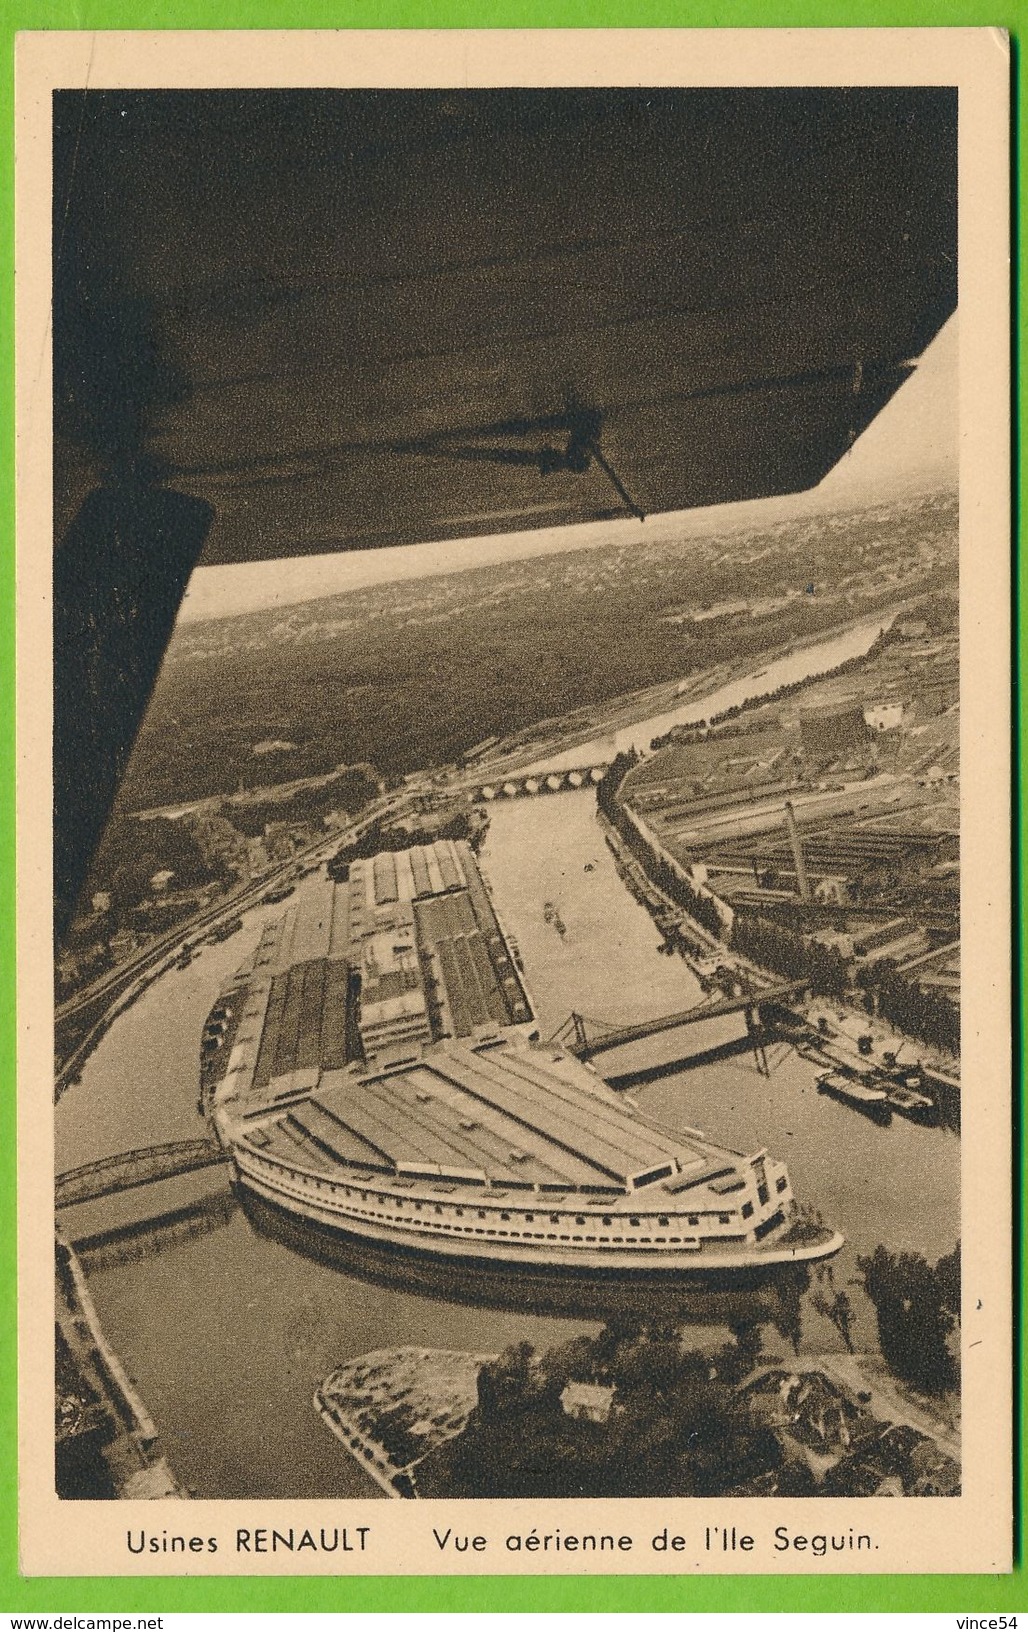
(813, 1287), (855, 1352)
(595, 750), (639, 819)
(768, 1271), (806, 1353)
(537, 1334), (595, 1394)
(476, 1341), (538, 1420)
(857, 1245), (959, 1395)
(775, 1458), (819, 1495)
(934, 1243), (961, 1319)
(727, 1321), (763, 1379)
(418, 1321), (785, 1499)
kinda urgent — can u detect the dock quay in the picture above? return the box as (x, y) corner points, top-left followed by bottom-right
(780, 1005), (958, 1126)
(600, 813), (722, 961)
(599, 788), (958, 1130)
(56, 1231), (185, 1498)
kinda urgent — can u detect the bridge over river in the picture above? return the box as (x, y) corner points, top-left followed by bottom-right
(54, 981), (807, 1217)
(473, 764), (609, 800)
(552, 980), (808, 1087)
(56, 1138), (229, 1209)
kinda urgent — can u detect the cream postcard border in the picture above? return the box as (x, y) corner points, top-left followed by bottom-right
(16, 27), (1012, 1576)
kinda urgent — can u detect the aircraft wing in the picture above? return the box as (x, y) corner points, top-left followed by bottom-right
(51, 87), (957, 936)
(55, 87), (956, 559)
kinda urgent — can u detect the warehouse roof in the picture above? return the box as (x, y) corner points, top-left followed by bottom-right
(234, 1035), (716, 1196)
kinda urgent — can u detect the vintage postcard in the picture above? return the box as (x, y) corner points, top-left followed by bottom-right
(16, 28), (1011, 1577)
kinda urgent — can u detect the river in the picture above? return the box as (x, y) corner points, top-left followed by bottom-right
(55, 619), (957, 1500)
(514, 616), (890, 773)
(480, 796), (959, 1301)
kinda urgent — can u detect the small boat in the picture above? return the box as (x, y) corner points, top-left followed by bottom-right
(817, 1070), (889, 1105)
(886, 1081), (937, 1122)
(816, 1071), (892, 1123)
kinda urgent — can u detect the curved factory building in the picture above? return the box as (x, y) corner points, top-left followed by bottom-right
(204, 841), (842, 1276)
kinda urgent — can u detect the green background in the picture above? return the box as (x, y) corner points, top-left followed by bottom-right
(1, 1), (1022, 1613)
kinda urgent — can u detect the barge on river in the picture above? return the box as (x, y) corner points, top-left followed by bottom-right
(205, 840), (842, 1277)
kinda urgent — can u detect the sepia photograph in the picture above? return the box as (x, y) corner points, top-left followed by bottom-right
(16, 28), (1011, 1577)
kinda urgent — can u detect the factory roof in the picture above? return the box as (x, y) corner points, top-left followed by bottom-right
(210, 841), (535, 1117)
(232, 1035), (717, 1197)
(348, 840), (533, 1041)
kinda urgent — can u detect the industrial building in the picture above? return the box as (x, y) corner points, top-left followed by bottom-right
(203, 844), (841, 1276)
(346, 840), (535, 1055)
(202, 841), (536, 1107)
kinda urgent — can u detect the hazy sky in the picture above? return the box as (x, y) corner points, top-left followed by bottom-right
(178, 312), (957, 627)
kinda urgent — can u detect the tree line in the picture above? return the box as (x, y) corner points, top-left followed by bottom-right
(327, 809), (482, 880)
(596, 719), (958, 1055)
(417, 1320), (795, 1500)
(730, 913), (850, 998)
(223, 766), (379, 837)
(856, 957), (960, 1054)
(649, 627), (892, 751)
(596, 753), (723, 938)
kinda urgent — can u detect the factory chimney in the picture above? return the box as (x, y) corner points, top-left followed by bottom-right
(784, 800), (811, 903)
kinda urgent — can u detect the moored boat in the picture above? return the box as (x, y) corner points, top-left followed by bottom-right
(816, 1070), (892, 1123)
(886, 1078), (937, 1122)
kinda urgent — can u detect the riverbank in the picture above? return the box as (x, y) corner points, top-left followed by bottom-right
(54, 787), (416, 1083)
(594, 807), (959, 1120)
(601, 795), (960, 1127)
(56, 1232), (185, 1499)
(316, 1347), (495, 1498)
(599, 811), (721, 961)
(317, 1340), (959, 1499)
(592, 621), (960, 1118)
(597, 802), (794, 999)
(465, 659), (734, 780)
(503, 608), (897, 777)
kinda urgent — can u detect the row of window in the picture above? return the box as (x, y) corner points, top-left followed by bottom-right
(243, 1150), (773, 1241)
(270, 1167), (703, 1246)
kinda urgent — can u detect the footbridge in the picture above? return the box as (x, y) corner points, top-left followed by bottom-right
(552, 980), (808, 1065)
(56, 1138), (230, 1209)
(474, 764), (609, 801)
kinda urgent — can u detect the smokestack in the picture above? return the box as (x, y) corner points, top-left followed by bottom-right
(784, 800), (811, 903)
